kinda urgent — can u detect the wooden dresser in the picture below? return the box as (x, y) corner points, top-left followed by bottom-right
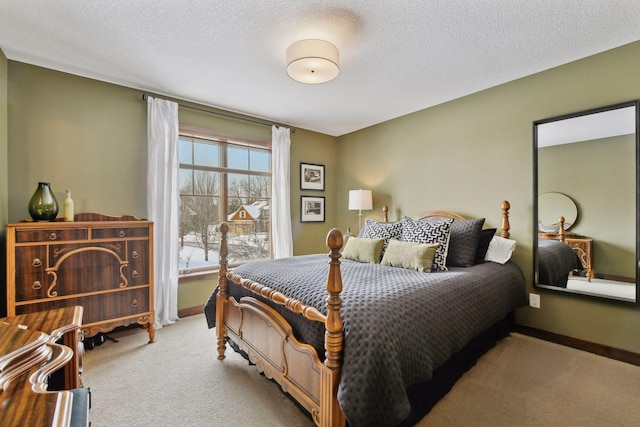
(6, 213), (155, 343)
(563, 236), (594, 281)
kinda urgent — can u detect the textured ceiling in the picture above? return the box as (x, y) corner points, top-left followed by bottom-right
(1, 1), (640, 136)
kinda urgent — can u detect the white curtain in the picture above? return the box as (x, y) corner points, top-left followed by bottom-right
(271, 126), (293, 258)
(147, 96), (180, 328)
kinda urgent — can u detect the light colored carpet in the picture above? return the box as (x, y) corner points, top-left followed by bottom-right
(83, 314), (314, 427)
(84, 314), (640, 427)
(567, 276), (635, 301)
(420, 333), (640, 427)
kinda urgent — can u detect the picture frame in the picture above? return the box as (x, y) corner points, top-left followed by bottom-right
(300, 162), (325, 191)
(301, 196), (325, 223)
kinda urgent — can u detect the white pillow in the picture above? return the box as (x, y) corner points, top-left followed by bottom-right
(484, 236), (516, 264)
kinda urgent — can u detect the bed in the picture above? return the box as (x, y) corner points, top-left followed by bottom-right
(537, 238), (584, 287)
(204, 201), (526, 427)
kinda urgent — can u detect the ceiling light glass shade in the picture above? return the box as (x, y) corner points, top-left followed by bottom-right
(286, 39), (339, 84)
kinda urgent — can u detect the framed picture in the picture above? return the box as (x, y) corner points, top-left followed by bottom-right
(301, 196), (325, 222)
(300, 162), (325, 191)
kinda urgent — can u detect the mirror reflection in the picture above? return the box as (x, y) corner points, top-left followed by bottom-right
(534, 101), (638, 303)
(538, 192), (578, 233)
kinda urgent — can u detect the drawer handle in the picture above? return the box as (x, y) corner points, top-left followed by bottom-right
(132, 270), (139, 278)
(131, 250), (139, 259)
(119, 230), (126, 237)
(131, 299), (139, 307)
(32, 280), (42, 290)
(32, 258), (43, 268)
(49, 232), (57, 240)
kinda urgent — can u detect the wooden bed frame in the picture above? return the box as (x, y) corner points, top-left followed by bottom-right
(215, 201), (512, 427)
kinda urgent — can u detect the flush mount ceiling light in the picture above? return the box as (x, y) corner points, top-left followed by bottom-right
(286, 39), (339, 84)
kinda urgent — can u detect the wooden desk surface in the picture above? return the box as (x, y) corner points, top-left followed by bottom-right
(1, 306), (84, 390)
(0, 320), (76, 426)
(1, 306), (83, 340)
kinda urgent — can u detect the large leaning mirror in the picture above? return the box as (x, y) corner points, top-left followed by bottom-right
(534, 100), (639, 303)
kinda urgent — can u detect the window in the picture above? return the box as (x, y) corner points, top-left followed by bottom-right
(178, 132), (271, 274)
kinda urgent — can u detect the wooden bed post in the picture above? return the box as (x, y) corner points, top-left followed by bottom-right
(558, 216), (566, 242)
(216, 222), (230, 360)
(321, 228), (346, 426)
(500, 200), (511, 238)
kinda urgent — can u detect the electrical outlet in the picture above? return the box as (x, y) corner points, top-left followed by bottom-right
(529, 293), (541, 309)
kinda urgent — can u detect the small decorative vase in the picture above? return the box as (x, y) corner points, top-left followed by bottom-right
(64, 189), (75, 222)
(28, 182), (59, 221)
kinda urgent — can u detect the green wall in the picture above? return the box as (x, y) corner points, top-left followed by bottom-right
(539, 135), (635, 278)
(336, 41), (640, 354)
(4, 61), (337, 313)
(7, 62), (148, 219)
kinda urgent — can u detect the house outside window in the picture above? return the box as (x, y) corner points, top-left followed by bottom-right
(178, 131), (271, 275)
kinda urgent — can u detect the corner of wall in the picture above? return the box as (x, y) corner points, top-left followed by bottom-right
(0, 49), (8, 315)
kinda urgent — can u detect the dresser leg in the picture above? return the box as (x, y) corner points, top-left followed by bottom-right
(147, 323), (156, 343)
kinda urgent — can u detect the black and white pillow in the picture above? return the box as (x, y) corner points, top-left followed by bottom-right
(400, 216), (454, 271)
(360, 219), (402, 253)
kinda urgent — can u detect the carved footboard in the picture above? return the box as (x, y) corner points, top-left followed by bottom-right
(216, 223), (346, 427)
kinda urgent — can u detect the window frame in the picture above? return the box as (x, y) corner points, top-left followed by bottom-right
(178, 126), (272, 278)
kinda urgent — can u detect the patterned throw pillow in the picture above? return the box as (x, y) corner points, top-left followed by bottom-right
(360, 219), (403, 253)
(400, 216), (454, 271)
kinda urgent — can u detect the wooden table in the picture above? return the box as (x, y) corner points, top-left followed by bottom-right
(0, 306), (87, 426)
(1, 305), (84, 389)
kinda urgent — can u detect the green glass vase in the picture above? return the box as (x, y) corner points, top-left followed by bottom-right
(28, 182), (59, 221)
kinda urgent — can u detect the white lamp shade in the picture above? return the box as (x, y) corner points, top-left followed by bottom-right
(286, 39), (339, 84)
(348, 189), (373, 211)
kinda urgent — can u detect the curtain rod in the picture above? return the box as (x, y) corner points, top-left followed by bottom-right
(142, 94), (295, 133)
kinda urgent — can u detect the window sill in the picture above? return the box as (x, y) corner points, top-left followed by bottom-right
(178, 269), (219, 284)
(178, 260), (264, 284)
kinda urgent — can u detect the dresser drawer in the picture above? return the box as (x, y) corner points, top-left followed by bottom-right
(15, 227), (88, 243)
(127, 240), (148, 263)
(15, 246), (48, 274)
(125, 263), (148, 286)
(50, 242), (126, 266)
(92, 226), (149, 240)
(126, 240), (149, 285)
(15, 272), (49, 301)
(15, 287), (150, 325)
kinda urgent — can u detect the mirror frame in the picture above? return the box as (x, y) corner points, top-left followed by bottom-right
(533, 100), (640, 304)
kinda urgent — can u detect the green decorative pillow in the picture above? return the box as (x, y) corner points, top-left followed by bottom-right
(381, 239), (440, 272)
(342, 236), (385, 263)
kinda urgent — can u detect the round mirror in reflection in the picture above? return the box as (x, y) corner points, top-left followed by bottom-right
(538, 192), (578, 233)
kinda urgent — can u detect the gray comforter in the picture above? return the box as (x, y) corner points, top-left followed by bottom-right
(538, 239), (583, 287)
(204, 254), (526, 427)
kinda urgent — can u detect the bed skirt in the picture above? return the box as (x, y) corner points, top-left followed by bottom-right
(399, 311), (514, 426)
